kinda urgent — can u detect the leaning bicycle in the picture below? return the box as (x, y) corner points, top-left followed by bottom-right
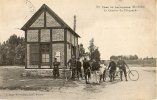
(127, 68), (139, 81)
(115, 67), (139, 81)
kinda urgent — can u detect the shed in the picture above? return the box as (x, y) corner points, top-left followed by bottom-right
(21, 4), (80, 70)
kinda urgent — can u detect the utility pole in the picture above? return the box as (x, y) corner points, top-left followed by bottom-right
(73, 15), (76, 32)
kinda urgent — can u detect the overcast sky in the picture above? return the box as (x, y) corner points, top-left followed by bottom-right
(0, 0), (156, 59)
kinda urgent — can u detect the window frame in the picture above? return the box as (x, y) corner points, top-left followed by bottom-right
(30, 44), (40, 65)
(41, 43), (50, 66)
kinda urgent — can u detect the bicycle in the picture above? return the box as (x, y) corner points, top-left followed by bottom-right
(103, 65), (139, 81)
(115, 67), (139, 81)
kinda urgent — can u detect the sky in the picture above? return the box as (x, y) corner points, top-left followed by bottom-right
(0, 0), (156, 59)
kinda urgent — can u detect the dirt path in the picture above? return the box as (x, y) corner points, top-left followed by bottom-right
(0, 67), (156, 100)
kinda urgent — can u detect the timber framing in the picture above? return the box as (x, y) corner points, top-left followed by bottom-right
(25, 30), (27, 69)
(21, 4), (80, 38)
(64, 29), (67, 66)
(22, 4), (80, 69)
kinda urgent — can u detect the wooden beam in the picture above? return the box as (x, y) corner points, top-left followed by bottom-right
(46, 9), (64, 27)
(26, 41), (67, 44)
(39, 29), (41, 68)
(27, 27), (64, 30)
(64, 29), (67, 66)
(25, 30), (27, 69)
(21, 8), (44, 30)
(44, 10), (47, 28)
(50, 29), (52, 69)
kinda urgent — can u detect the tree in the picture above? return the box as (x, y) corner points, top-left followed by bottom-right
(79, 43), (85, 58)
(88, 38), (96, 60)
(110, 54), (139, 60)
(0, 34), (25, 65)
(134, 55), (138, 60)
(88, 38), (101, 61)
(0, 43), (2, 65)
(15, 37), (25, 65)
(110, 55), (118, 60)
(93, 48), (101, 62)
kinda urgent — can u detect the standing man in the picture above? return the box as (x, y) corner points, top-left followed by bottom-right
(117, 56), (128, 81)
(67, 55), (77, 80)
(108, 58), (117, 82)
(91, 59), (101, 84)
(76, 58), (82, 79)
(53, 58), (60, 79)
(83, 58), (91, 84)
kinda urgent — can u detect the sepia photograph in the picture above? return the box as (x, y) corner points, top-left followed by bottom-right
(0, 0), (156, 100)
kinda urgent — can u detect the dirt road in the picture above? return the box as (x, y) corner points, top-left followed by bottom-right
(0, 67), (156, 100)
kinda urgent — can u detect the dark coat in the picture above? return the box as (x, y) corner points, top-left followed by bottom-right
(108, 61), (116, 70)
(117, 60), (127, 69)
(76, 61), (82, 69)
(83, 61), (90, 70)
(53, 61), (60, 69)
(91, 61), (100, 71)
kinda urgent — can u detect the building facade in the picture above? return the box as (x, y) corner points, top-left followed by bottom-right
(21, 4), (80, 70)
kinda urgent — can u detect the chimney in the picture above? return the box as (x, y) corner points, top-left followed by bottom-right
(73, 15), (76, 32)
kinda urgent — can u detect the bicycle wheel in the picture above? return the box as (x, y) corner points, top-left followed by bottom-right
(128, 70), (139, 81)
(104, 70), (110, 81)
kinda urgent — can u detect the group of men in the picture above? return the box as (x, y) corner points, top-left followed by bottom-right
(52, 55), (84, 79)
(108, 57), (128, 82)
(53, 55), (129, 84)
(67, 55), (101, 84)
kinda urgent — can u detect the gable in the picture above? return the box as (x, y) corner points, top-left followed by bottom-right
(46, 12), (61, 27)
(30, 11), (61, 28)
(30, 12), (44, 27)
(21, 4), (80, 37)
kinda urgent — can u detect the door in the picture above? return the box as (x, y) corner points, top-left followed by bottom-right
(72, 46), (76, 57)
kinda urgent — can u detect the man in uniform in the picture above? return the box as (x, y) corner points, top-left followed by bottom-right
(67, 55), (77, 80)
(91, 59), (101, 84)
(117, 56), (128, 81)
(83, 58), (91, 84)
(53, 58), (60, 79)
(76, 58), (82, 79)
(108, 58), (117, 82)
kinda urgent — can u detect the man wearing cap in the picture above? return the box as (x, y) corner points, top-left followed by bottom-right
(108, 58), (117, 82)
(53, 58), (60, 79)
(76, 58), (82, 79)
(67, 55), (77, 80)
(83, 58), (91, 84)
(117, 57), (128, 81)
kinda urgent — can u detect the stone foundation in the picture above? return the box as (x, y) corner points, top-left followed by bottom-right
(22, 69), (71, 78)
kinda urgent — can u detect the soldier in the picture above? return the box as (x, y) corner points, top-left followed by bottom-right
(67, 55), (77, 80)
(53, 58), (60, 79)
(108, 58), (117, 82)
(117, 56), (128, 81)
(91, 59), (101, 84)
(83, 58), (91, 84)
(76, 58), (82, 79)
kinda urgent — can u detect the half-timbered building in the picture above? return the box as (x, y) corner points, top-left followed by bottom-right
(21, 4), (80, 72)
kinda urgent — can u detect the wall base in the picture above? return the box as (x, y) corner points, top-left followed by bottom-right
(22, 69), (71, 78)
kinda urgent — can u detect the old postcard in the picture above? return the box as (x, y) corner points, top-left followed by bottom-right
(0, 0), (156, 100)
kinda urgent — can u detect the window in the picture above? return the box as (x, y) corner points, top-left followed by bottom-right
(42, 54), (49, 63)
(41, 44), (50, 65)
(30, 44), (40, 65)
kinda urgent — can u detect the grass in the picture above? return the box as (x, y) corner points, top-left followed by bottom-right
(0, 66), (78, 91)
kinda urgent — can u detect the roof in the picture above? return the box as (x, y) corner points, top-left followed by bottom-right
(21, 4), (80, 37)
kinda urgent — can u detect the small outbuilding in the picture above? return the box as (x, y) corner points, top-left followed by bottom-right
(21, 4), (80, 75)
